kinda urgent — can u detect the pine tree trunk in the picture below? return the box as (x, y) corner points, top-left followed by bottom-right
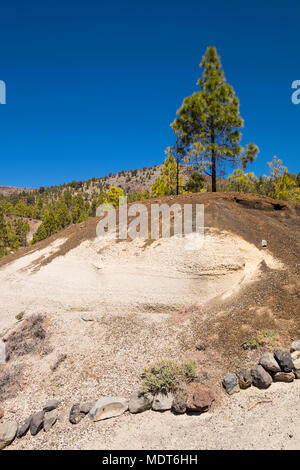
(176, 152), (179, 196)
(211, 131), (217, 192)
(211, 152), (216, 192)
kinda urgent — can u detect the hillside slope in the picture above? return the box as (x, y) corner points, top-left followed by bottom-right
(0, 192), (300, 449)
(0, 186), (36, 196)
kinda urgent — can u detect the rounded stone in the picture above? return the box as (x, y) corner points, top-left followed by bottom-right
(273, 372), (294, 383)
(251, 365), (272, 389)
(274, 350), (294, 373)
(237, 369), (252, 389)
(128, 391), (153, 414)
(0, 421), (18, 449)
(259, 352), (281, 373)
(222, 373), (240, 395)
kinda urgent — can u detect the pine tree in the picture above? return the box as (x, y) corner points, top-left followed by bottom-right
(171, 46), (259, 192)
(185, 171), (205, 193)
(151, 151), (184, 197)
(0, 209), (8, 256)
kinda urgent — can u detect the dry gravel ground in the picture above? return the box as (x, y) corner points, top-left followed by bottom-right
(0, 192), (300, 450)
(6, 378), (300, 450)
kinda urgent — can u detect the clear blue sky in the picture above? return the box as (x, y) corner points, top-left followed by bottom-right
(0, 0), (299, 187)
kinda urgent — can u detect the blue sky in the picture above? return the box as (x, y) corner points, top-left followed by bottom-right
(0, 0), (299, 187)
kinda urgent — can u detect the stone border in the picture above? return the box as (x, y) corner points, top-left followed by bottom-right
(0, 380), (216, 449)
(223, 341), (300, 395)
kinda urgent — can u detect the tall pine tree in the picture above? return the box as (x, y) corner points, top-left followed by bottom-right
(171, 46), (259, 192)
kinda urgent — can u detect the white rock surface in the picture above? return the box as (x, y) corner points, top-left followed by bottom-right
(88, 397), (128, 421)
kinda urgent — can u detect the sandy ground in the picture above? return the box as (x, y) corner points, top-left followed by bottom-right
(6, 373), (300, 450)
(85, 380), (300, 450)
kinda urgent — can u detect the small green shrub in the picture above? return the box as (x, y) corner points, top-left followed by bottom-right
(244, 329), (279, 350)
(139, 359), (197, 395)
(15, 311), (25, 321)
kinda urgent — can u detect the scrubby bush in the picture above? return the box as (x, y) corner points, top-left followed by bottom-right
(139, 358), (197, 395)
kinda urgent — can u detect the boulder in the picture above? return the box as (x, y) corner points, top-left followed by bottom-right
(17, 415), (32, 438)
(88, 397), (128, 421)
(152, 393), (174, 411)
(43, 399), (60, 412)
(0, 407), (4, 420)
(290, 340), (300, 353)
(30, 411), (45, 436)
(259, 352), (281, 373)
(43, 410), (57, 432)
(261, 240), (267, 247)
(237, 369), (252, 389)
(222, 373), (240, 395)
(273, 372), (294, 383)
(251, 365), (272, 389)
(274, 350), (294, 373)
(0, 421), (18, 449)
(186, 384), (215, 413)
(128, 391), (153, 414)
(69, 403), (85, 424)
(0, 340), (7, 365)
(172, 387), (187, 414)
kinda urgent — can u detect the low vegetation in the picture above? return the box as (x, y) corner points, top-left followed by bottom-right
(15, 311), (25, 321)
(139, 359), (197, 395)
(243, 329), (280, 350)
